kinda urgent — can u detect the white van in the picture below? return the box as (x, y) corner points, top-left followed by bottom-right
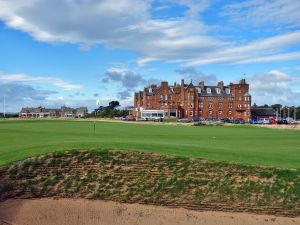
(257, 118), (269, 124)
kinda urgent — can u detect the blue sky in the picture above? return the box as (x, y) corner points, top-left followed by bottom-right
(0, 0), (300, 112)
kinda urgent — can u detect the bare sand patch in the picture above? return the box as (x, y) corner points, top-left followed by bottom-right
(0, 199), (299, 225)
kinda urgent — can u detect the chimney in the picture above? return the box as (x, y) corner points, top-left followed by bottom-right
(181, 79), (184, 87)
(239, 79), (246, 84)
(217, 81), (224, 89)
(161, 81), (168, 88)
(199, 81), (204, 89)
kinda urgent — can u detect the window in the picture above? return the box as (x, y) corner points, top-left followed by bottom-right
(219, 111), (222, 114)
(164, 95), (168, 100)
(238, 104), (241, 108)
(225, 88), (231, 94)
(190, 111), (193, 116)
(207, 88), (211, 93)
(228, 97), (233, 101)
(218, 97), (223, 101)
(188, 95), (194, 101)
(170, 95), (172, 101)
(209, 103), (213, 109)
(216, 88), (221, 94)
(208, 97), (214, 101)
(160, 95), (163, 100)
(228, 111), (232, 115)
(189, 104), (194, 108)
(238, 97), (242, 101)
(228, 103), (233, 108)
(199, 103), (203, 109)
(218, 103), (222, 108)
(209, 110), (213, 115)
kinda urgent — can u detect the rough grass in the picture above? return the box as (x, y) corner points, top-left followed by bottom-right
(0, 120), (300, 168)
(1, 150), (300, 217)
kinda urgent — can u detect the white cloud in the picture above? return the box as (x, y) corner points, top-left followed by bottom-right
(247, 70), (300, 106)
(185, 30), (300, 66)
(221, 0), (300, 28)
(0, 0), (299, 67)
(0, 73), (82, 91)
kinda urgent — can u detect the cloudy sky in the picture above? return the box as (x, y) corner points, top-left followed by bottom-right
(0, 0), (300, 112)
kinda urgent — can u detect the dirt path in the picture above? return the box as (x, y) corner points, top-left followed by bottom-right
(0, 199), (299, 225)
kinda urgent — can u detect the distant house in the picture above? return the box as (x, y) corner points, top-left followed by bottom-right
(251, 108), (276, 119)
(19, 106), (88, 118)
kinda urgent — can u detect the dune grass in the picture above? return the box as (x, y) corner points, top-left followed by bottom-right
(0, 119), (299, 168)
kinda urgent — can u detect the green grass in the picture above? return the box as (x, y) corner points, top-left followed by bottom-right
(0, 119), (299, 168)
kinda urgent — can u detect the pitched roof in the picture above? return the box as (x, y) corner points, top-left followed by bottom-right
(251, 108), (276, 116)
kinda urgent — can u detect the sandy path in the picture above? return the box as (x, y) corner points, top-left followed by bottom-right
(0, 199), (299, 225)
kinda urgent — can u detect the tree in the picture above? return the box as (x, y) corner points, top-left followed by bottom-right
(108, 101), (120, 109)
(271, 104), (282, 110)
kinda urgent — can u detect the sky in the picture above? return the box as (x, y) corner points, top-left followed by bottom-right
(0, 0), (300, 112)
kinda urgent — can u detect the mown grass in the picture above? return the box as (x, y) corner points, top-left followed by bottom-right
(0, 120), (299, 168)
(1, 150), (300, 216)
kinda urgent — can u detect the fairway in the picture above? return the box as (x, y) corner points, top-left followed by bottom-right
(0, 120), (299, 168)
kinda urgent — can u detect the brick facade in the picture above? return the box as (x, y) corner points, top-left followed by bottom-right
(134, 79), (251, 121)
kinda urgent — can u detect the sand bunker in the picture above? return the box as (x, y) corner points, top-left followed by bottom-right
(0, 199), (299, 225)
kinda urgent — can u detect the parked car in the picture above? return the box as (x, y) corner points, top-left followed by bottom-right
(257, 118), (269, 124)
(114, 116), (125, 120)
(233, 118), (245, 124)
(136, 117), (148, 121)
(177, 118), (189, 123)
(286, 117), (296, 124)
(153, 117), (163, 122)
(192, 117), (201, 122)
(220, 118), (233, 123)
(277, 119), (288, 125)
(124, 115), (135, 121)
(269, 118), (277, 124)
(249, 119), (258, 124)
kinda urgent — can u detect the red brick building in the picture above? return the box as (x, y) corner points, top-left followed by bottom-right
(133, 79), (251, 121)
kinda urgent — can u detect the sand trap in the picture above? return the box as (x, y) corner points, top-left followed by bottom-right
(0, 199), (299, 225)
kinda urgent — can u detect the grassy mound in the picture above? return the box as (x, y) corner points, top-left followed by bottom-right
(1, 150), (300, 217)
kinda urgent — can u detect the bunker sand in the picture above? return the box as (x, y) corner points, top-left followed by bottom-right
(0, 199), (299, 225)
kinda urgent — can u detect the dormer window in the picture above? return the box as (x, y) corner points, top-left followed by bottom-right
(225, 88), (230, 94)
(149, 88), (152, 93)
(207, 88), (211, 94)
(216, 88), (221, 94)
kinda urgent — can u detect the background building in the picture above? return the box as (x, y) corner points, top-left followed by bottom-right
(19, 106), (88, 118)
(134, 79), (251, 121)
